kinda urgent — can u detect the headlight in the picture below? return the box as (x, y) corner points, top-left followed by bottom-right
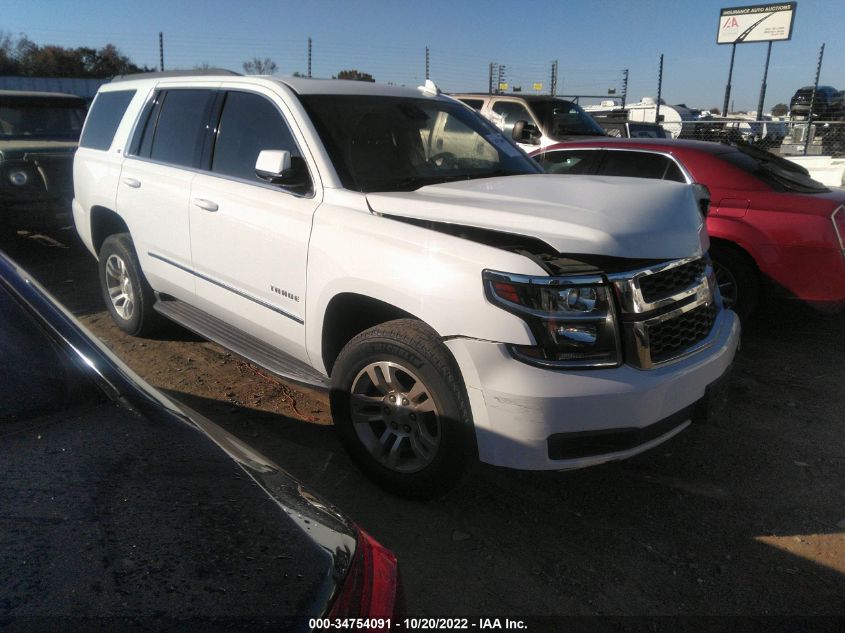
(483, 270), (621, 369)
(9, 170), (28, 186)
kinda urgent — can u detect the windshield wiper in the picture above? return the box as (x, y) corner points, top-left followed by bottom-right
(377, 174), (474, 192)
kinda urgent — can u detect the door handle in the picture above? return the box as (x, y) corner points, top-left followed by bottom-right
(193, 198), (219, 212)
(122, 177), (141, 188)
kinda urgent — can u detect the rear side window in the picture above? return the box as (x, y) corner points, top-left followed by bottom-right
(458, 98), (484, 110)
(211, 91), (302, 183)
(79, 90), (136, 150)
(628, 124), (666, 139)
(534, 150), (599, 175)
(147, 89), (213, 168)
(598, 151), (686, 182)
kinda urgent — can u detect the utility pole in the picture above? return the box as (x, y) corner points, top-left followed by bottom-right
(804, 43), (826, 156)
(656, 55), (663, 123)
(621, 68), (629, 108)
(158, 32), (164, 72)
(488, 63), (495, 94)
(550, 60), (558, 97)
(307, 37), (312, 78)
(425, 46), (430, 80)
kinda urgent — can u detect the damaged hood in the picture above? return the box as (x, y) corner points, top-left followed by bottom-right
(366, 174), (707, 260)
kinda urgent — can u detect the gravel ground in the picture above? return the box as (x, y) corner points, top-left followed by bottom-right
(3, 225), (844, 618)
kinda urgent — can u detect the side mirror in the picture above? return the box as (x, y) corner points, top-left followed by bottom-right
(692, 183), (711, 217)
(255, 149), (291, 183)
(255, 149), (311, 192)
(255, 149), (292, 183)
(512, 120), (541, 145)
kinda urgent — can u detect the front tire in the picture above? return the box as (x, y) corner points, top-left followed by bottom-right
(98, 233), (162, 336)
(710, 242), (759, 321)
(330, 319), (474, 498)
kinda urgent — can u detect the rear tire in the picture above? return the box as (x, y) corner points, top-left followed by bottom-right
(710, 242), (759, 321)
(98, 233), (162, 336)
(330, 319), (474, 498)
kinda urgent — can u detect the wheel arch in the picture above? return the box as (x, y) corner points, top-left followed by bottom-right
(321, 292), (420, 376)
(708, 236), (761, 276)
(90, 206), (130, 256)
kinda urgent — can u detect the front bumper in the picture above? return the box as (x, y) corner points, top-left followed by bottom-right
(0, 192), (73, 228)
(445, 308), (740, 470)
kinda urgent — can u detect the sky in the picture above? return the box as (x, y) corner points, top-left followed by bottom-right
(4, 0), (845, 113)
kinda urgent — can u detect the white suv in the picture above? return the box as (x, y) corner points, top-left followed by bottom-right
(73, 73), (740, 496)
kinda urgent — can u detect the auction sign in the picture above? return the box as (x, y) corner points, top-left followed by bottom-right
(717, 2), (796, 44)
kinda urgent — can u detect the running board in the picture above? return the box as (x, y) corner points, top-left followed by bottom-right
(154, 298), (329, 390)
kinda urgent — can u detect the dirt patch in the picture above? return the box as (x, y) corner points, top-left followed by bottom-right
(3, 226), (844, 617)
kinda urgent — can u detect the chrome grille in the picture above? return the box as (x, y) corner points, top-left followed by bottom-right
(638, 259), (706, 304)
(608, 255), (720, 369)
(648, 303), (718, 363)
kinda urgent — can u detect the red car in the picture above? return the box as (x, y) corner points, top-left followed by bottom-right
(531, 138), (845, 318)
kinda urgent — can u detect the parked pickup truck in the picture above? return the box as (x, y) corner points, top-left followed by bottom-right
(451, 93), (608, 151)
(1, 90), (87, 229)
(73, 73), (740, 497)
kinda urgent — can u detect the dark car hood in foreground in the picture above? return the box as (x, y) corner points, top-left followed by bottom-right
(0, 252), (357, 630)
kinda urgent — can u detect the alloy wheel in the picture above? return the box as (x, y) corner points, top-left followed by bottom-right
(105, 254), (135, 321)
(713, 260), (737, 310)
(349, 361), (441, 473)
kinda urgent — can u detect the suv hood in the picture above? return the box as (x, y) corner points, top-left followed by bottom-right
(366, 175), (706, 260)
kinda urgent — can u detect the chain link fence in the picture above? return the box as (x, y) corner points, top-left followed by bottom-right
(666, 120), (845, 158)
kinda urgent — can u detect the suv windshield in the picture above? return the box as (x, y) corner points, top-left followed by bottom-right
(530, 99), (607, 140)
(721, 143), (829, 194)
(298, 95), (541, 193)
(0, 96), (87, 141)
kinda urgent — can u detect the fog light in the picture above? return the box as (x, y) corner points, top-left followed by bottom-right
(556, 324), (597, 346)
(9, 170), (28, 186)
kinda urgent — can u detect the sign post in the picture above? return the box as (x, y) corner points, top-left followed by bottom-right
(717, 2), (796, 117)
(722, 43), (737, 116)
(756, 41), (773, 120)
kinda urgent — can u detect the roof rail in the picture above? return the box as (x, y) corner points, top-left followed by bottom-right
(110, 69), (241, 82)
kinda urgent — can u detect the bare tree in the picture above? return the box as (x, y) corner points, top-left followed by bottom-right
(242, 57), (277, 75)
(770, 103), (789, 117)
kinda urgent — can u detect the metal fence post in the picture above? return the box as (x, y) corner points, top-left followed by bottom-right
(656, 55), (663, 124)
(804, 43), (825, 156)
(158, 32), (164, 72)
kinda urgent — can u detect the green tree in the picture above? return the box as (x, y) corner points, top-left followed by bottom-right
(336, 69), (375, 82)
(0, 32), (149, 77)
